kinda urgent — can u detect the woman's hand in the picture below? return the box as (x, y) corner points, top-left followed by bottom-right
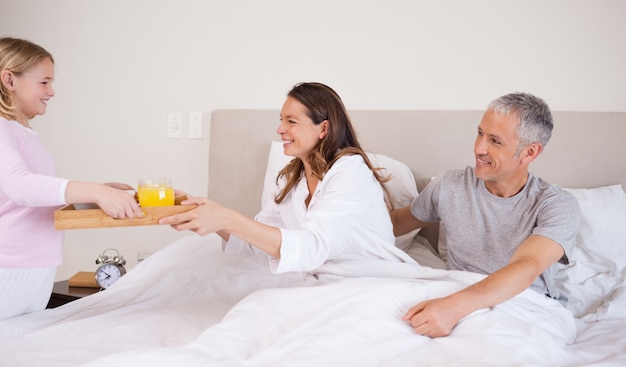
(159, 196), (282, 257)
(158, 196), (227, 235)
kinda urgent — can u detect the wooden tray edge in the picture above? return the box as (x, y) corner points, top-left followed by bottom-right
(54, 203), (197, 230)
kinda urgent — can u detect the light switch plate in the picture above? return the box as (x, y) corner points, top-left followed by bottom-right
(188, 112), (203, 139)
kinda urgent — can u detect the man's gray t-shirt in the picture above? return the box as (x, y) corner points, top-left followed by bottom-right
(410, 166), (580, 302)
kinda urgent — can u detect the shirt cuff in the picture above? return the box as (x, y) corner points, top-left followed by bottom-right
(59, 179), (70, 205)
(269, 228), (301, 274)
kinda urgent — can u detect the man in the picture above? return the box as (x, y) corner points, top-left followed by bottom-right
(391, 92), (580, 337)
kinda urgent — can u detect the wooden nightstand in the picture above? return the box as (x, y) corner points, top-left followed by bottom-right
(47, 280), (100, 308)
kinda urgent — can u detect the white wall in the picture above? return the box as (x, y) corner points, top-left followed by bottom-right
(2, 0), (625, 281)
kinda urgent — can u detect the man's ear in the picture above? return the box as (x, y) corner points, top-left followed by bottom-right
(1, 70), (15, 90)
(521, 142), (543, 164)
(319, 120), (329, 139)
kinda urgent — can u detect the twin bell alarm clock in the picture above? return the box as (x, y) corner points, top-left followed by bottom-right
(94, 248), (127, 289)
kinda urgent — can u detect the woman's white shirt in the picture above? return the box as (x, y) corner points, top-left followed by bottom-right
(224, 154), (415, 273)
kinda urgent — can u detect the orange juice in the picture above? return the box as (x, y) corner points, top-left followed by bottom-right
(137, 178), (175, 207)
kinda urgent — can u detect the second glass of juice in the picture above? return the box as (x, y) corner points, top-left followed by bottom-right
(137, 177), (175, 207)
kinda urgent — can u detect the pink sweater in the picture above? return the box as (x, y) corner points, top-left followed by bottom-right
(0, 118), (67, 267)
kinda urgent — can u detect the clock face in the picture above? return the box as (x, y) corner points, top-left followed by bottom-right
(95, 263), (124, 289)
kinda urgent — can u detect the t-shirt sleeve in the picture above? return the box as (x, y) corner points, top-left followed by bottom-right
(533, 190), (581, 264)
(410, 173), (443, 223)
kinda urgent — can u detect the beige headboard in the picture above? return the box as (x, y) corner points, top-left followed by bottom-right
(208, 109), (626, 219)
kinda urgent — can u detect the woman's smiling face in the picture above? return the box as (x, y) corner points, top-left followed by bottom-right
(277, 96), (327, 161)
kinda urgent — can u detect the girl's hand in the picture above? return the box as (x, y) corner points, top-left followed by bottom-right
(97, 184), (143, 219)
(103, 182), (135, 191)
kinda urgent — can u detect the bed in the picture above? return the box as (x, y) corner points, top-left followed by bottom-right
(1, 109), (625, 366)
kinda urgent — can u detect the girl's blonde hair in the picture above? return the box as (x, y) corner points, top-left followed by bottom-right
(0, 37), (54, 120)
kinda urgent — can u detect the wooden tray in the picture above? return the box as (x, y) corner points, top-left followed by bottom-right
(54, 196), (197, 230)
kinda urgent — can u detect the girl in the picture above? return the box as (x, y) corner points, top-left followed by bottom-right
(0, 37), (143, 320)
(160, 82), (415, 273)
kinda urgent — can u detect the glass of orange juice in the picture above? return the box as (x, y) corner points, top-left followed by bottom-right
(137, 177), (175, 207)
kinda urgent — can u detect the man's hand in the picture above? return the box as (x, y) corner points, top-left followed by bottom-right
(402, 296), (466, 338)
(402, 235), (565, 338)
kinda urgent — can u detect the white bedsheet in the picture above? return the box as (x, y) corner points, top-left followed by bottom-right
(1, 234), (625, 367)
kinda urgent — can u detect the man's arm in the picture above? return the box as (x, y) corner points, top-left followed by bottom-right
(389, 206), (433, 236)
(402, 234), (565, 337)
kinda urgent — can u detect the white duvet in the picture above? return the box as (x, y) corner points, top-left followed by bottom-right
(1, 234), (625, 367)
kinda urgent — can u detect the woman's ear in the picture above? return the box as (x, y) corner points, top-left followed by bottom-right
(1, 70), (15, 90)
(319, 120), (329, 139)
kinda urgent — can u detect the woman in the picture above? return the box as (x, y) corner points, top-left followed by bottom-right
(160, 82), (414, 272)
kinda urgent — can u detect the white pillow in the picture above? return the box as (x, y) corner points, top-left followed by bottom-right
(555, 184), (626, 318)
(260, 141), (420, 250)
(261, 141), (293, 210)
(365, 151), (420, 251)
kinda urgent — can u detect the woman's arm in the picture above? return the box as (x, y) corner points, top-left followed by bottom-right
(159, 155), (386, 268)
(158, 196), (283, 258)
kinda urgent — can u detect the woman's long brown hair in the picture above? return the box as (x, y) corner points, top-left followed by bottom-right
(274, 82), (393, 208)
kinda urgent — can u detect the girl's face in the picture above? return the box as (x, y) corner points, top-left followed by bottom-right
(4, 57), (55, 126)
(277, 96), (328, 162)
